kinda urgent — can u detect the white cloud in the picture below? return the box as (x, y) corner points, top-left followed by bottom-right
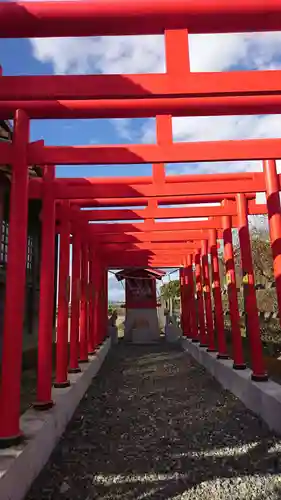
(31, 35), (165, 75)
(30, 29), (281, 148)
(29, 27), (281, 173)
(30, 31), (281, 76)
(166, 160), (262, 176)
(111, 118), (155, 143)
(172, 114), (281, 143)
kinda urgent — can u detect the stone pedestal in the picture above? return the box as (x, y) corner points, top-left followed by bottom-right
(165, 324), (182, 343)
(124, 308), (160, 343)
(108, 325), (118, 345)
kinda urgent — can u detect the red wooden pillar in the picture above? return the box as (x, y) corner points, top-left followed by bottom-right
(194, 250), (207, 347)
(79, 239), (89, 362)
(263, 159), (281, 327)
(34, 165), (56, 409)
(88, 246), (95, 354)
(68, 228), (81, 373)
(100, 266), (108, 343)
(92, 259), (100, 347)
(209, 229), (228, 359)
(222, 215), (246, 370)
(201, 239), (216, 351)
(187, 254), (199, 342)
(179, 268), (187, 334)
(236, 194), (268, 381)
(104, 267), (109, 341)
(180, 266), (190, 336)
(0, 110), (29, 446)
(54, 202), (71, 388)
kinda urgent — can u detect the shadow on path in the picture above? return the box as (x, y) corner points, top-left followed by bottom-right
(26, 343), (281, 500)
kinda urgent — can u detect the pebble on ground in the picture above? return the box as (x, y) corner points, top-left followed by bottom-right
(26, 343), (281, 500)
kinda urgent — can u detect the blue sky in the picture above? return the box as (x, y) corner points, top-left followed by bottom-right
(0, 36), (153, 179)
(2, 26), (281, 299)
(2, 30), (281, 181)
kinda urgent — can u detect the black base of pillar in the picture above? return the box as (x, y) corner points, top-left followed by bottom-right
(78, 359), (89, 364)
(191, 339), (200, 343)
(233, 363), (247, 370)
(0, 433), (23, 449)
(88, 351), (96, 356)
(68, 367), (82, 374)
(207, 348), (217, 353)
(251, 373), (269, 382)
(32, 400), (54, 411)
(217, 353), (229, 360)
(200, 343), (208, 348)
(53, 380), (71, 389)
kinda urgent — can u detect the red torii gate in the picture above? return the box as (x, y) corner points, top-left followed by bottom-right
(0, 0), (281, 449)
(47, 174), (269, 380)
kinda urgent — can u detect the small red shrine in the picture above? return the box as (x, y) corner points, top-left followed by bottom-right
(116, 268), (165, 343)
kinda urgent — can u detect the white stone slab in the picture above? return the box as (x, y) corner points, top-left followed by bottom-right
(0, 338), (111, 500)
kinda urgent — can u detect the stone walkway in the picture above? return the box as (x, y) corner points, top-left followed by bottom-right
(26, 343), (281, 500)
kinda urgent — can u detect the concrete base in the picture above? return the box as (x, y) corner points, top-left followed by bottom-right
(0, 338), (111, 500)
(124, 308), (160, 343)
(132, 327), (160, 344)
(182, 338), (281, 435)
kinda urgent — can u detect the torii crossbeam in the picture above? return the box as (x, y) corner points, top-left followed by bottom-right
(0, 0), (281, 450)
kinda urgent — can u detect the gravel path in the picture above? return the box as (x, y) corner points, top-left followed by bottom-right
(26, 343), (281, 500)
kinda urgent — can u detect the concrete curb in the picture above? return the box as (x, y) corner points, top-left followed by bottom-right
(182, 338), (281, 434)
(0, 338), (111, 500)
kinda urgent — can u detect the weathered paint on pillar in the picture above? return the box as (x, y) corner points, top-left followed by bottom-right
(179, 267), (187, 334)
(236, 194), (268, 381)
(68, 227), (81, 373)
(222, 214), (246, 370)
(99, 265), (108, 343)
(201, 239), (216, 352)
(263, 159), (281, 328)
(180, 267), (191, 336)
(194, 250), (207, 346)
(34, 165), (56, 409)
(79, 239), (89, 362)
(187, 254), (199, 342)
(0, 109), (29, 445)
(95, 264), (107, 344)
(209, 229), (228, 359)
(88, 246), (96, 354)
(103, 267), (109, 342)
(54, 201), (71, 388)
(92, 258), (100, 347)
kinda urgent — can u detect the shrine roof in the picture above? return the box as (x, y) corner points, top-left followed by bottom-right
(115, 268), (165, 281)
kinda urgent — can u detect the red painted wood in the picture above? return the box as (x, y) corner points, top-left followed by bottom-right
(3, 95), (281, 120)
(0, 109), (29, 441)
(55, 202), (71, 386)
(0, 70), (280, 101)
(263, 159), (281, 330)
(0, 1), (280, 39)
(222, 214), (245, 369)
(236, 194), (267, 379)
(21, 140), (281, 165)
(209, 228), (228, 358)
(69, 228), (81, 372)
(36, 165), (56, 406)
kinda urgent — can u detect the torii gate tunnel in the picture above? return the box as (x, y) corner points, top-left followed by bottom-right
(1, 0), (281, 447)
